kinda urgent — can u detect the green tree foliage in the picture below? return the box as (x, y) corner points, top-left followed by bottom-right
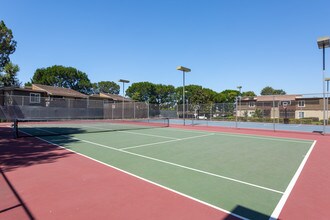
(260, 86), (286, 95)
(93, 81), (120, 94)
(126, 81), (258, 106)
(241, 91), (256, 97)
(252, 109), (263, 118)
(0, 62), (20, 87)
(0, 20), (17, 71)
(274, 89), (286, 95)
(24, 82), (32, 87)
(126, 82), (157, 103)
(126, 82), (176, 105)
(214, 92), (226, 103)
(219, 89), (239, 103)
(31, 65), (92, 94)
(176, 85), (217, 105)
(155, 84), (175, 105)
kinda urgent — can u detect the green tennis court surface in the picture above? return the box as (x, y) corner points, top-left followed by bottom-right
(18, 123), (314, 219)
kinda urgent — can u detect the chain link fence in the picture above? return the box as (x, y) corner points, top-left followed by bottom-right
(0, 95), (149, 120)
(1, 93), (329, 133)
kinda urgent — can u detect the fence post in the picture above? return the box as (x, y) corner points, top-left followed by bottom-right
(235, 98), (238, 128)
(272, 95), (275, 132)
(210, 103), (212, 120)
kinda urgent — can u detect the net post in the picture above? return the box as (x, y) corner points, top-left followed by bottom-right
(165, 117), (170, 127)
(13, 119), (18, 138)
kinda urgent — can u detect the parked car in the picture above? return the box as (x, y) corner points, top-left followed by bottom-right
(198, 115), (207, 120)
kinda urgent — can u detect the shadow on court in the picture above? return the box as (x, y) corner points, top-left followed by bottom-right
(0, 126), (74, 172)
(0, 167), (35, 220)
(223, 205), (273, 220)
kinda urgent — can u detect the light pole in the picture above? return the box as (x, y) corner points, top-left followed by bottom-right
(325, 77), (330, 125)
(185, 90), (189, 119)
(317, 37), (330, 134)
(177, 66), (191, 125)
(119, 79), (130, 120)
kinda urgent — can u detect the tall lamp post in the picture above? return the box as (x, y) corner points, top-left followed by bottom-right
(185, 90), (189, 119)
(119, 79), (130, 120)
(317, 37), (330, 134)
(177, 66), (191, 125)
(325, 77), (330, 125)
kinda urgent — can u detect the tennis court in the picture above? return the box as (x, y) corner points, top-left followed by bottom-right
(11, 119), (316, 219)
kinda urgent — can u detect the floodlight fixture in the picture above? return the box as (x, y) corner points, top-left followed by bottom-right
(317, 37), (330, 49)
(119, 79), (130, 83)
(176, 66), (191, 72)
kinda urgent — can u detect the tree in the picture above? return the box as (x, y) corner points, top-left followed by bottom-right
(175, 85), (217, 105)
(93, 81), (120, 94)
(31, 65), (92, 94)
(126, 82), (157, 103)
(274, 89), (286, 95)
(24, 82), (32, 87)
(0, 62), (20, 87)
(0, 20), (17, 71)
(252, 109), (263, 118)
(126, 82), (176, 105)
(260, 86), (286, 95)
(219, 89), (239, 103)
(155, 84), (175, 105)
(176, 85), (202, 105)
(260, 86), (274, 95)
(241, 91), (256, 97)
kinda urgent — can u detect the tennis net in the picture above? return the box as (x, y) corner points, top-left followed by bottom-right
(13, 118), (169, 138)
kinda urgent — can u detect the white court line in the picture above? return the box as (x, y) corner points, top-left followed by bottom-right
(119, 130), (179, 140)
(64, 136), (284, 194)
(80, 124), (179, 140)
(27, 127), (282, 194)
(269, 140), (317, 220)
(168, 127), (313, 144)
(121, 133), (215, 150)
(78, 123), (311, 144)
(23, 131), (248, 220)
(21, 124), (317, 218)
(29, 128), (283, 194)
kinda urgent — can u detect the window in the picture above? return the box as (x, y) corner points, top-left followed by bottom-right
(298, 100), (305, 107)
(249, 101), (255, 107)
(298, 112), (305, 119)
(281, 101), (291, 106)
(30, 93), (41, 103)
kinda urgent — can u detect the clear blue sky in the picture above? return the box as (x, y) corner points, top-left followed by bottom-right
(2, 0), (330, 95)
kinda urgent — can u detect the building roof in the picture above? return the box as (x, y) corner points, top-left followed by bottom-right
(256, 95), (301, 102)
(0, 86), (46, 93)
(32, 84), (88, 98)
(90, 92), (132, 102)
